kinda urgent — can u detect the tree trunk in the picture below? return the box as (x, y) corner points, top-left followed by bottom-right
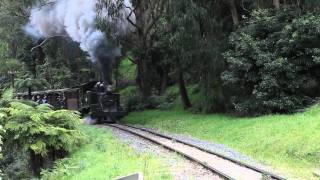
(28, 86), (32, 99)
(178, 69), (192, 109)
(29, 150), (43, 176)
(158, 66), (168, 95)
(36, 46), (45, 65)
(136, 56), (152, 99)
(273, 0), (280, 10)
(228, 0), (239, 26)
(9, 38), (18, 58)
(114, 62), (120, 90)
(160, 71), (168, 95)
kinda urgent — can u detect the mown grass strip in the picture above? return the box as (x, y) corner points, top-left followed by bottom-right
(123, 105), (320, 179)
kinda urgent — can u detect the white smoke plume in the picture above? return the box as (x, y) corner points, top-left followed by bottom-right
(24, 0), (135, 83)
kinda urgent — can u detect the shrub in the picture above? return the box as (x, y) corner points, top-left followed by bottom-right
(222, 9), (320, 115)
(0, 123), (4, 177)
(0, 96), (85, 177)
(120, 86), (143, 111)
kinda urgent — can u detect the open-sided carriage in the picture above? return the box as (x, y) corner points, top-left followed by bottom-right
(16, 81), (127, 123)
(16, 88), (80, 110)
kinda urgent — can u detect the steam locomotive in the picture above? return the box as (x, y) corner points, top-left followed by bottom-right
(17, 32), (127, 123)
(16, 81), (127, 123)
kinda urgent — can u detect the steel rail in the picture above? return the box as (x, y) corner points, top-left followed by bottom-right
(109, 124), (286, 180)
(108, 124), (234, 180)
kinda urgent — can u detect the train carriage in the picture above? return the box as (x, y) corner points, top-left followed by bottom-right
(16, 81), (127, 123)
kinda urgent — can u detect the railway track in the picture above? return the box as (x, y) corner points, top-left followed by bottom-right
(108, 124), (286, 180)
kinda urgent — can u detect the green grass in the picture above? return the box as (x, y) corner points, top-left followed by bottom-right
(41, 126), (172, 180)
(123, 105), (320, 179)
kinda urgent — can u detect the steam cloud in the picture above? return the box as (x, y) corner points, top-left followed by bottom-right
(24, 0), (135, 84)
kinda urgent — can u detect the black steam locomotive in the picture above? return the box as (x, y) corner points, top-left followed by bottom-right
(16, 81), (127, 123)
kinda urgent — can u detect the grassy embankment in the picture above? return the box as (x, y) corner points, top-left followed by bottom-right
(117, 56), (319, 178)
(42, 126), (172, 180)
(123, 105), (320, 179)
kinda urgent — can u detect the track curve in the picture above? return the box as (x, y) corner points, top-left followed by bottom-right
(108, 124), (286, 180)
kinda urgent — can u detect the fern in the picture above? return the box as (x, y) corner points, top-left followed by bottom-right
(36, 104), (54, 113)
(0, 99), (86, 176)
(2, 89), (13, 100)
(0, 118), (5, 177)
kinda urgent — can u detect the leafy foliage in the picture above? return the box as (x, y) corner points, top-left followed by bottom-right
(39, 38), (94, 88)
(0, 91), (85, 178)
(223, 9), (320, 115)
(41, 126), (172, 180)
(2, 0), (320, 117)
(0, 118), (4, 177)
(120, 86), (166, 111)
(0, 58), (21, 89)
(15, 74), (50, 92)
(1, 102), (84, 154)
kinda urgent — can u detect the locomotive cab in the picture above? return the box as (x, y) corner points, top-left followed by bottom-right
(81, 82), (127, 123)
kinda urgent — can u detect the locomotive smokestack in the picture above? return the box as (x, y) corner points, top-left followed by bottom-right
(24, 0), (135, 85)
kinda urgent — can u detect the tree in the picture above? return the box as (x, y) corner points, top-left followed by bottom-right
(165, 0), (207, 109)
(222, 9), (320, 115)
(0, 121), (3, 175)
(97, 0), (168, 98)
(0, 0), (39, 58)
(39, 37), (93, 88)
(227, 0), (240, 25)
(156, 0), (232, 112)
(0, 0), (93, 92)
(273, 0), (280, 10)
(15, 75), (49, 99)
(0, 58), (21, 89)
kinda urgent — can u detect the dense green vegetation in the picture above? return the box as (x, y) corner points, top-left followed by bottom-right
(0, 120), (3, 176)
(1, 1), (320, 115)
(2, 0), (320, 179)
(3, 1), (320, 115)
(42, 126), (172, 180)
(0, 90), (85, 178)
(124, 106), (320, 179)
(223, 9), (320, 115)
(0, 1), (94, 93)
(108, 1), (320, 115)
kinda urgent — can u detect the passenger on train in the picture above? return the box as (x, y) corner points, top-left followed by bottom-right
(42, 95), (48, 104)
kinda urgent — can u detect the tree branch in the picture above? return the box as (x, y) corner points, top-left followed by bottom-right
(124, 4), (143, 34)
(127, 56), (137, 64)
(30, 35), (66, 52)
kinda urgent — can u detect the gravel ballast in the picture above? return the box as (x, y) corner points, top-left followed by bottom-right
(132, 125), (278, 173)
(99, 125), (221, 180)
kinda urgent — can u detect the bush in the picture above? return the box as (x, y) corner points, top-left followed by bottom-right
(0, 123), (3, 177)
(120, 85), (181, 111)
(120, 86), (143, 111)
(222, 9), (320, 115)
(0, 94), (85, 178)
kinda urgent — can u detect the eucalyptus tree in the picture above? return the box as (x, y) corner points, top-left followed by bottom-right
(164, 0), (207, 108)
(0, 0), (40, 58)
(97, 0), (168, 98)
(0, 0), (94, 91)
(0, 0), (47, 86)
